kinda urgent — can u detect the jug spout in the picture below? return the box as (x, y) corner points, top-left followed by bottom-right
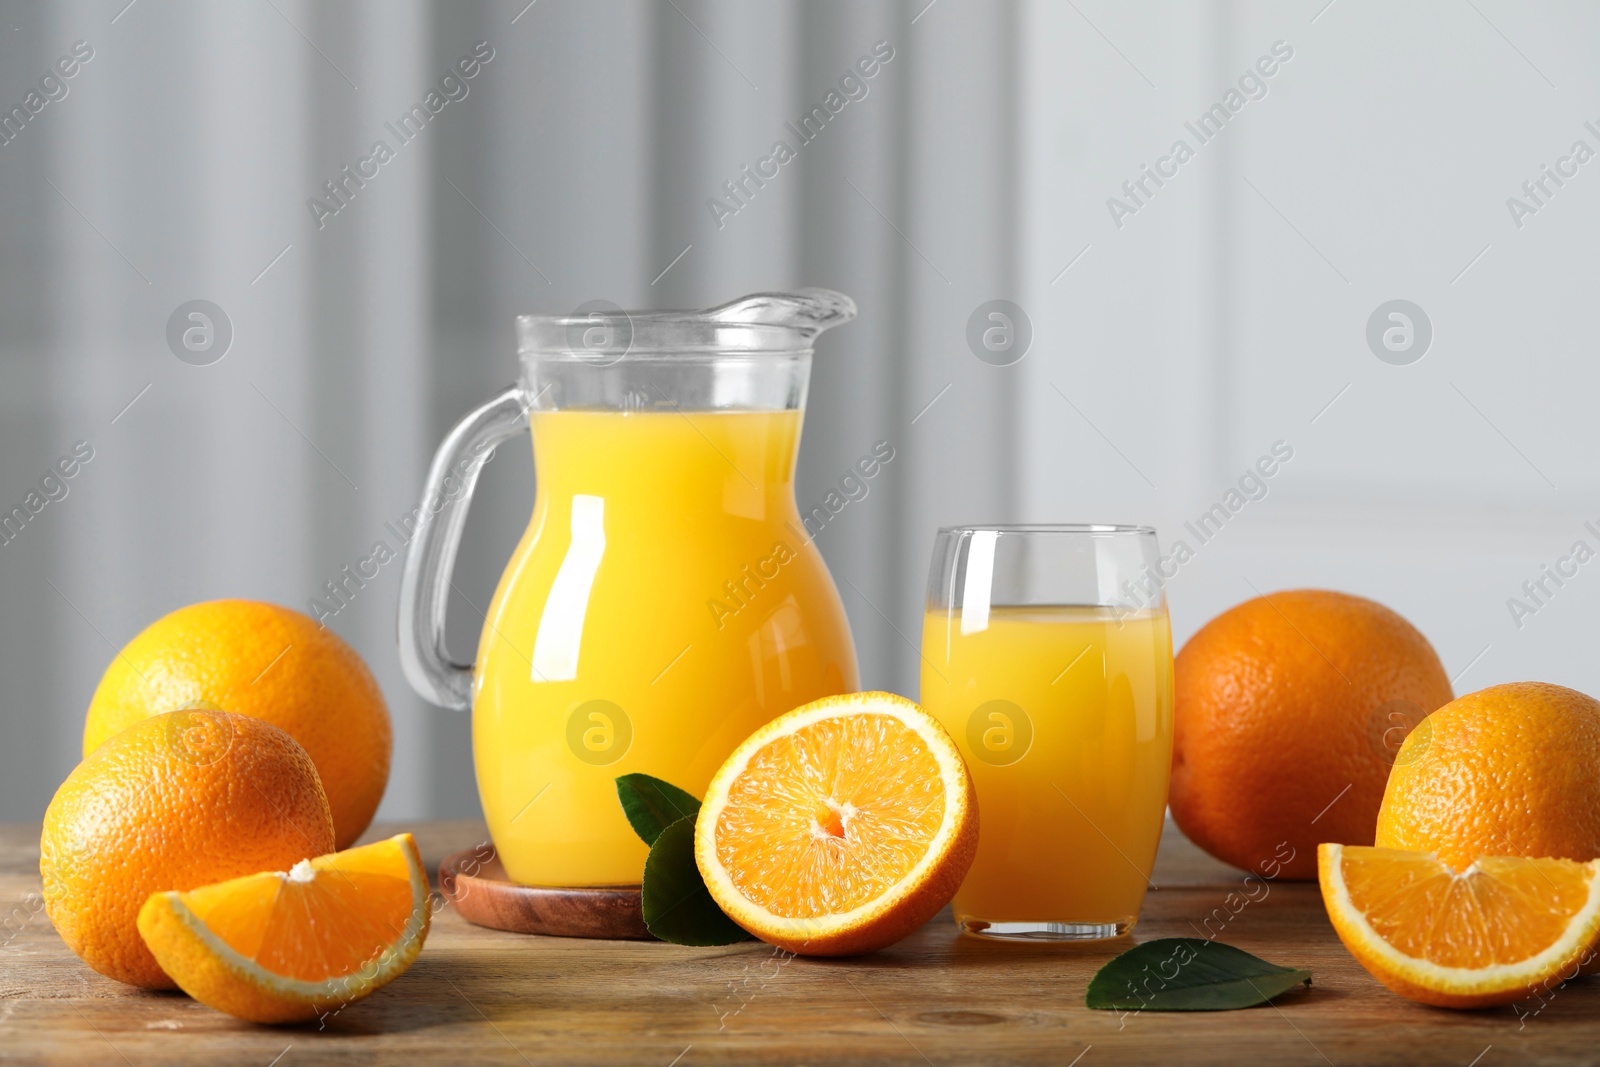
(706, 289), (857, 337)
(516, 288), (856, 360)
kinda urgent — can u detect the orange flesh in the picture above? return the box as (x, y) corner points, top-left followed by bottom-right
(714, 713), (946, 918)
(1340, 848), (1592, 968)
(178, 851), (416, 982)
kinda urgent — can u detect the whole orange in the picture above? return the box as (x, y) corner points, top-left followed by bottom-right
(1375, 682), (1600, 871)
(83, 600), (390, 848)
(1170, 589), (1453, 880)
(41, 709), (335, 988)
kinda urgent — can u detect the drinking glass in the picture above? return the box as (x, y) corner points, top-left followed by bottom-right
(920, 525), (1174, 941)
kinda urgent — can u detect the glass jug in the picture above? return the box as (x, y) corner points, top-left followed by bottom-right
(398, 290), (861, 887)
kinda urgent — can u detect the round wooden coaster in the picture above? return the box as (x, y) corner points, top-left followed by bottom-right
(438, 845), (653, 941)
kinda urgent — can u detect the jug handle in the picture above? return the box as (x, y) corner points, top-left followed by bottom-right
(397, 384), (530, 710)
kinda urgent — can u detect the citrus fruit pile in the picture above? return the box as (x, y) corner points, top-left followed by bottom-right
(41, 600), (418, 1023)
(1175, 587), (1600, 1009)
(42, 709), (336, 989)
(1318, 681), (1600, 1006)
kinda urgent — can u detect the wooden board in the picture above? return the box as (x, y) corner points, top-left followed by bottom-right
(3, 819), (1597, 1064)
(438, 845), (651, 940)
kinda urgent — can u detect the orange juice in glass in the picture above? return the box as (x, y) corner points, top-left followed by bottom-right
(921, 525), (1174, 940)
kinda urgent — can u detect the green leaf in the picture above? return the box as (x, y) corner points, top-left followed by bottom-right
(641, 816), (753, 946)
(1086, 938), (1311, 1011)
(616, 773), (701, 846)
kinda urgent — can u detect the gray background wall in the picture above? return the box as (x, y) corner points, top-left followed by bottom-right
(2, 0), (1596, 823)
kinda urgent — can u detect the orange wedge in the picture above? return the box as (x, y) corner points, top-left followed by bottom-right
(694, 691), (977, 956)
(1319, 843), (1600, 1008)
(137, 834), (430, 1023)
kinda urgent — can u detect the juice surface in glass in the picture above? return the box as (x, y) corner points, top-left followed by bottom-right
(920, 604), (1173, 932)
(474, 408), (858, 886)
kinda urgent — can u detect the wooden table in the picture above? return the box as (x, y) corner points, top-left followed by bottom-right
(3, 820), (1596, 1065)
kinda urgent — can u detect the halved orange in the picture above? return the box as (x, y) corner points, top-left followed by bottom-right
(137, 834), (430, 1023)
(1319, 843), (1600, 1008)
(694, 691), (977, 956)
